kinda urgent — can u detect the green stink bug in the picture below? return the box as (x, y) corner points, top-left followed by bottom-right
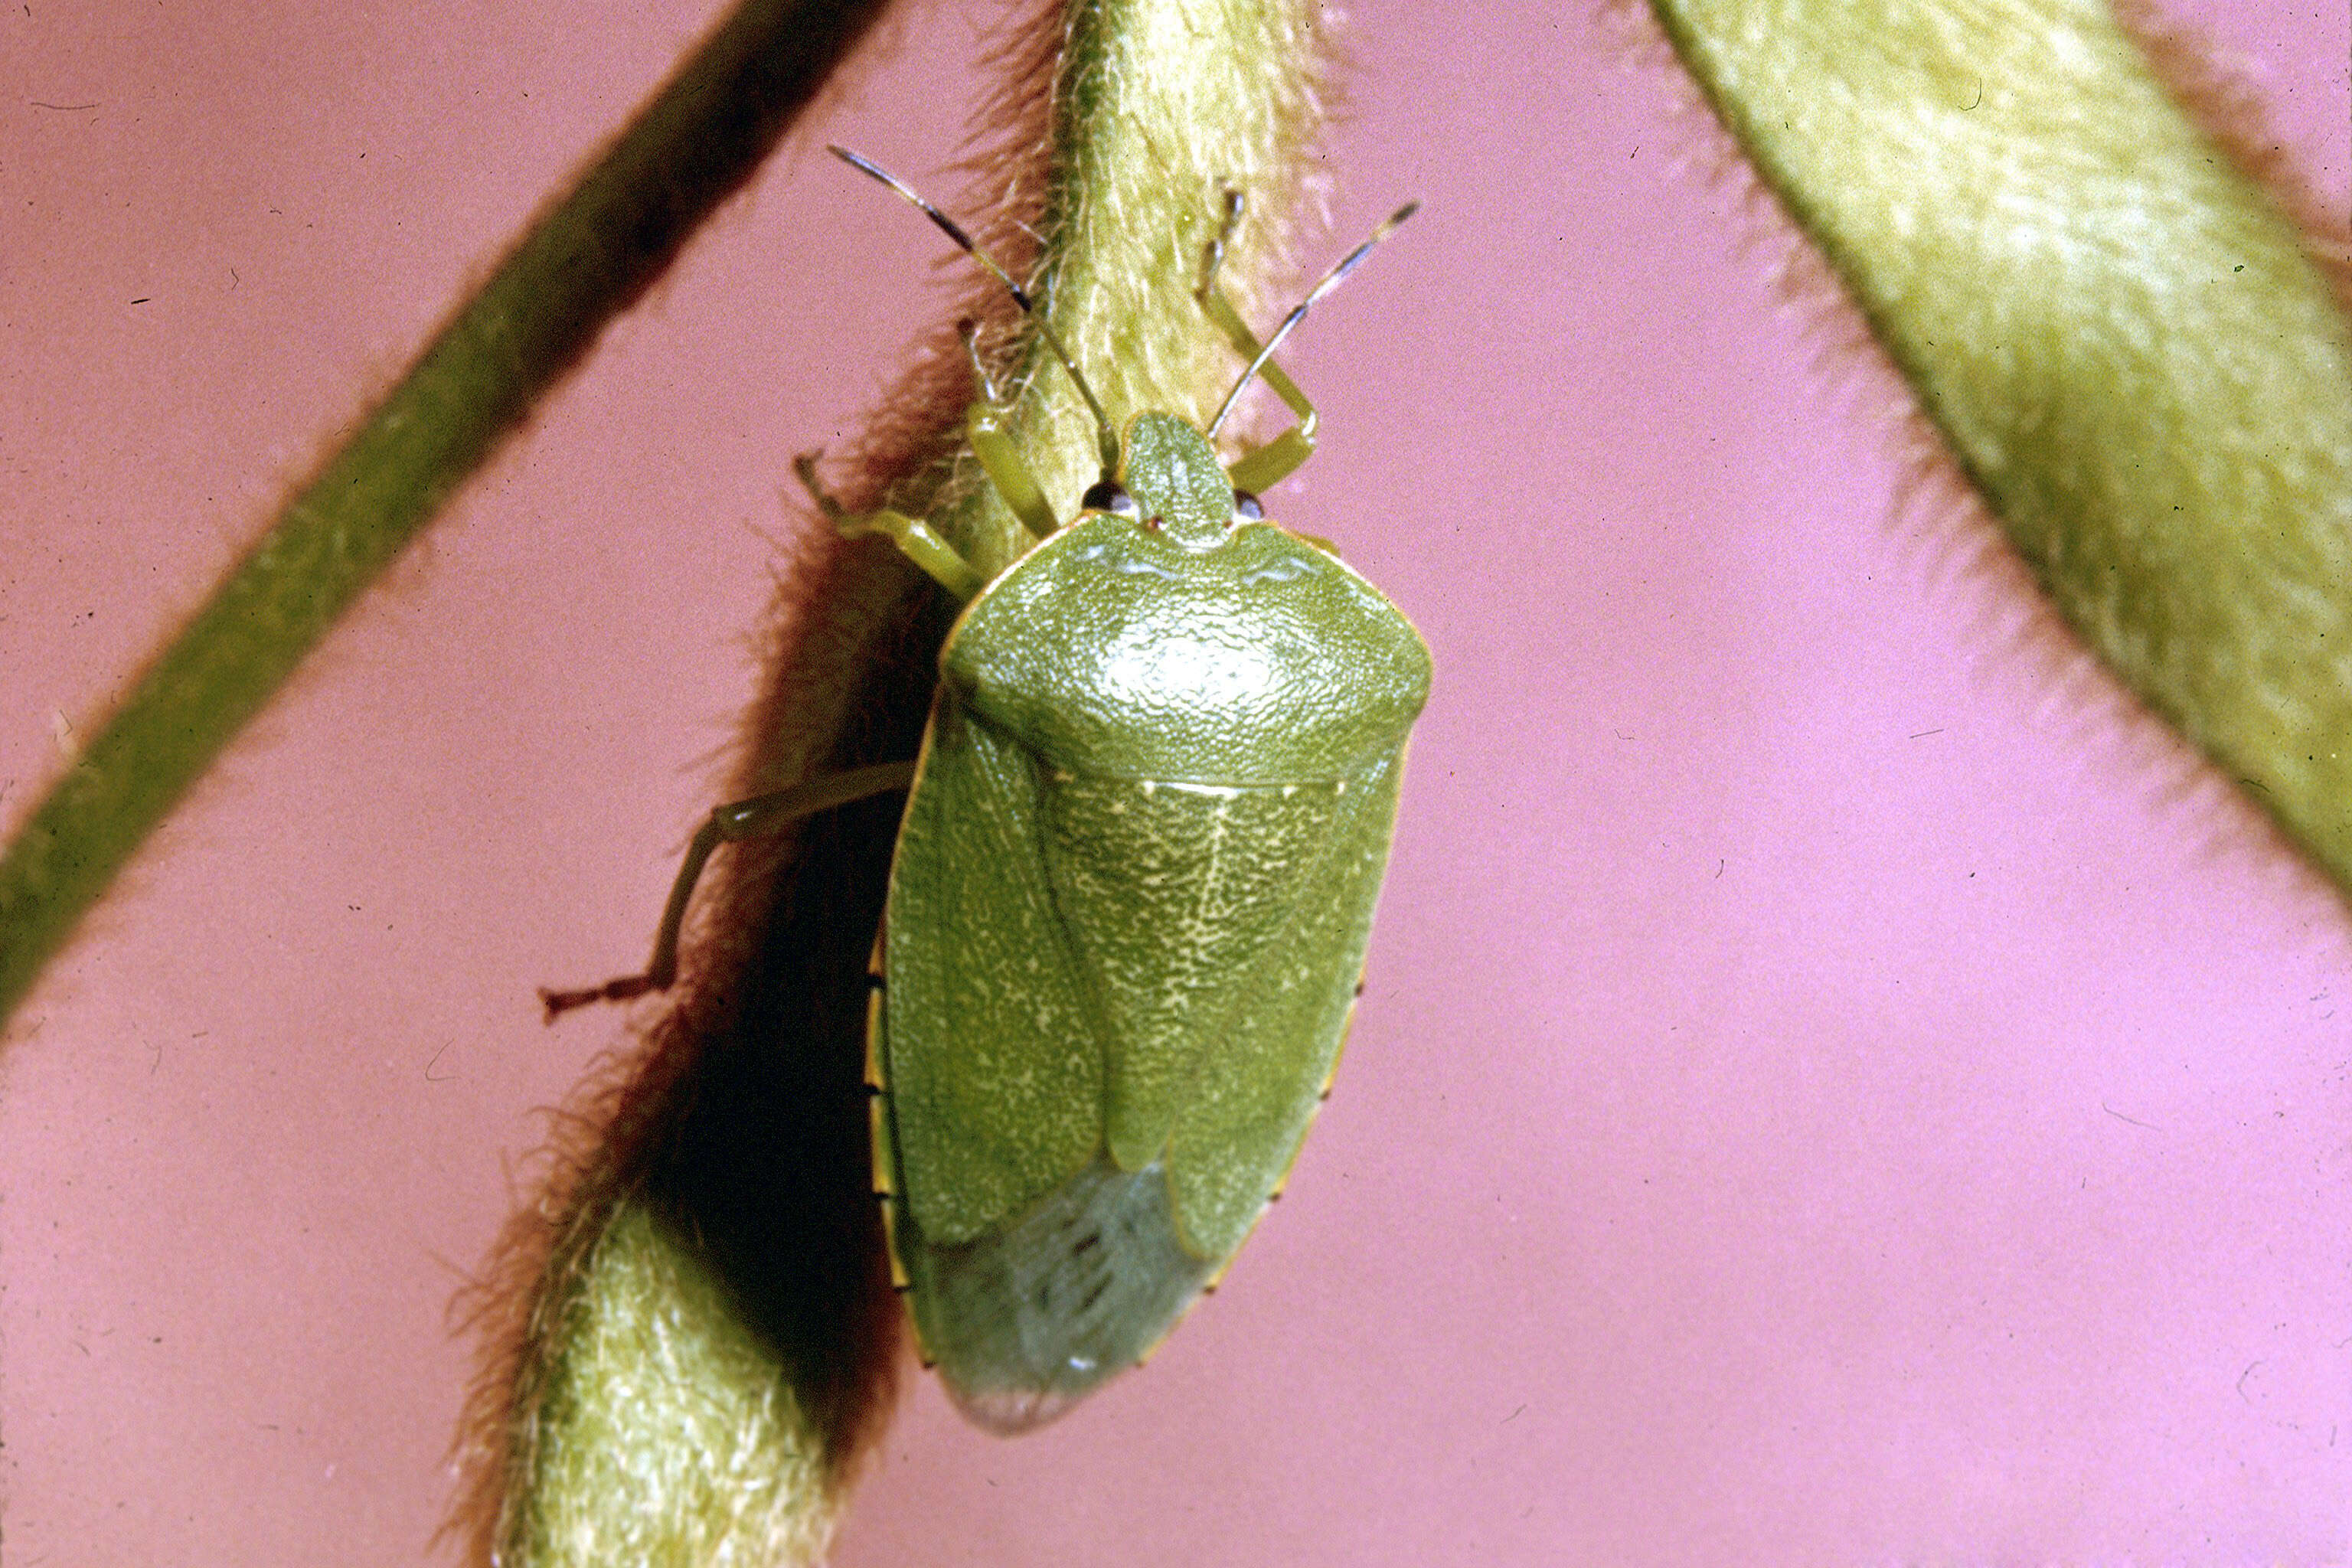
(546, 149), (1429, 1431)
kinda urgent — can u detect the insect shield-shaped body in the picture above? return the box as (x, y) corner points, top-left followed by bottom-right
(871, 411), (1430, 1429)
(541, 150), (1426, 1432)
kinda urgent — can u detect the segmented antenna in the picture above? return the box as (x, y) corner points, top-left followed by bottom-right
(1207, 201), (1421, 439)
(830, 145), (1122, 480)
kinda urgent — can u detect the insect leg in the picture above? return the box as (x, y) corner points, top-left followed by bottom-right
(539, 760), (917, 1021)
(795, 452), (985, 600)
(1194, 191), (1320, 495)
(957, 322), (1059, 539)
(964, 405), (1059, 539)
(1204, 196), (1419, 495)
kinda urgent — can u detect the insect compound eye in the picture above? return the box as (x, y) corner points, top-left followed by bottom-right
(1232, 490), (1265, 522)
(1081, 480), (1139, 518)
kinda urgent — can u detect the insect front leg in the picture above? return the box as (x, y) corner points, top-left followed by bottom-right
(795, 452), (985, 599)
(1201, 192), (1419, 497)
(957, 318), (1060, 541)
(540, 760), (916, 1020)
(1195, 190), (1320, 496)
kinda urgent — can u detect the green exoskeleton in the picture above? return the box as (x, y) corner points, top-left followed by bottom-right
(546, 148), (1429, 1431)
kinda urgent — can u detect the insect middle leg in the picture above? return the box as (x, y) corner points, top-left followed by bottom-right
(795, 453), (985, 600)
(540, 760), (916, 1020)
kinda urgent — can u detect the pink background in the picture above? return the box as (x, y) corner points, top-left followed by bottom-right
(4, 0), (2347, 1562)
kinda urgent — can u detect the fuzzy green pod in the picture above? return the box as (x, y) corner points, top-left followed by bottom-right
(867, 410), (1430, 1430)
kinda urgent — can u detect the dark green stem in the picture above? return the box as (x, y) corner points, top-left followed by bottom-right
(0, 0), (887, 1030)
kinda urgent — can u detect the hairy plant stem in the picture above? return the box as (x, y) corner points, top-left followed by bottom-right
(1647, 0), (2352, 888)
(462, 1), (1335, 1563)
(0, 0), (888, 1031)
